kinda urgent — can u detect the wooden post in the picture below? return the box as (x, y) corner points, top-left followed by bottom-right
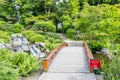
(43, 59), (48, 71)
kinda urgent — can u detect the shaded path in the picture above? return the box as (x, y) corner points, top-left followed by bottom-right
(39, 41), (97, 80)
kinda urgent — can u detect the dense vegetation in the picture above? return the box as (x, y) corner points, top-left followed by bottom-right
(0, 49), (42, 79)
(0, 0), (120, 80)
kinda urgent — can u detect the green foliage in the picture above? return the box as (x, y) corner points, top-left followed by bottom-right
(54, 39), (63, 43)
(30, 34), (45, 43)
(88, 40), (103, 53)
(13, 23), (23, 33)
(45, 40), (60, 51)
(44, 32), (62, 40)
(62, 15), (72, 33)
(34, 21), (56, 32)
(0, 61), (19, 80)
(0, 21), (12, 32)
(80, 3), (120, 53)
(11, 53), (42, 77)
(102, 55), (120, 80)
(66, 28), (76, 39)
(0, 49), (42, 77)
(0, 31), (9, 43)
(22, 31), (45, 43)
(45, 37), (62, 51)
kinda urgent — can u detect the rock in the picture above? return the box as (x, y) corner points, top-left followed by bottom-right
(21, 44), (29, 51)
(101, 48), (109, 54)
(46, 49), (50, 53)
(4, 44), (11, 49)
(35, 42), (46, 48)
(12, 46), (23, 52)
(30, 45), (46, 58)
(22, 38), (29, 44)
(0, 44), (5, 49)
(11, 34), (17, 38)
(57, 23), (62, 29)
(40, 53), (46, 58)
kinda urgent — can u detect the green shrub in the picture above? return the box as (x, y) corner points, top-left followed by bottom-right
(0, 49), (42, 77)
(102, 56), (120, 80)
(0, 61), (20, 80)
(47, 38), (54, 43)
(22, 31), (34, 38)
(13, 23), (23, 33)
(54, 39), (62, 43)
(66, 28), (76, 39)
(0, 49), (13, 61)
(44, 32), (62, 40)
(115, 36), (120, 43)
(0, 21), (12, 32)
(88, 40), (102, 53)
(34, 21), (56, 32)
(45, 41), (59, 51)
(10, 53), (42, 76)
(36, 31), (45, 35)
(0, 31), (9, 43)
(62, 15), (72, 33)
(22, 31), (45, 43)
(30, 34), (45, 43)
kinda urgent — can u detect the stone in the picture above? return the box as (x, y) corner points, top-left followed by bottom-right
(21, 44), (29, 51)
(22, 38), (29, 44)
(4, 44), (11, 49)
(101, 48), (109, 54)
(46, 49), (50, 53)
(30, 45), (46, 57)
(0, 44), (5, 49)
(35, 42), (46, 48)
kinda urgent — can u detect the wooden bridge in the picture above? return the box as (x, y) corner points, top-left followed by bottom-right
(39, 41), (97, 80)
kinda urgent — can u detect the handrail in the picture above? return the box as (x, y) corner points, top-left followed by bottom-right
(83, 42), (94, 60)
(43, 43), (68, 71)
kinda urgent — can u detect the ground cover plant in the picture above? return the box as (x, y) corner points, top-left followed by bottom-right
(0, 49), (42, 79)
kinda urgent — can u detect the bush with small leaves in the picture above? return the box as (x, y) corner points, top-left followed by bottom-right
(0, 31), (9, 43)
(13, 23), (23, 33)
(30, 34), (45, 43)
(0, 21), (12, 32)
(34, 21), (56, 32)
(22, 31), (45, 43)
(66, 28), (76, 39)
(44, 32), (62, 40)
(0, 61), (20, 80)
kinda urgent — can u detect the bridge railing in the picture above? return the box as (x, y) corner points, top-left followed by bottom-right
(43, 43), (68, 71)
(83, 42), (94, 60)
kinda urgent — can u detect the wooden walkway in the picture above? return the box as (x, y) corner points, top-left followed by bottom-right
(39, 41), (97, 80)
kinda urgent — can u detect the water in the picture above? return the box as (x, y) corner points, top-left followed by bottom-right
(31, 45), (45, 57)
(14, 4), (21, 22)
(10, 34), (46, 57)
